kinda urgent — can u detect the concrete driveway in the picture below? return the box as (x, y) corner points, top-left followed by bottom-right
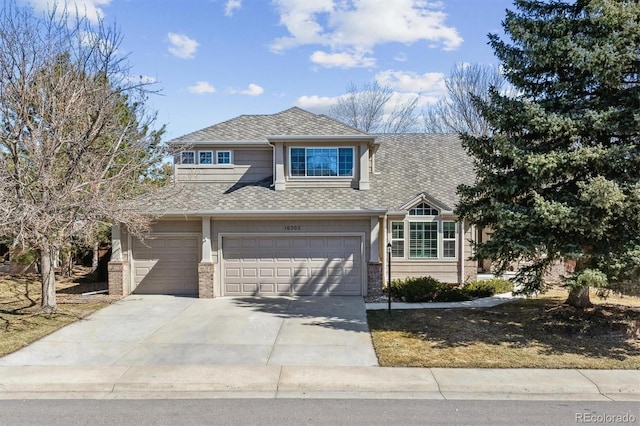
(0, 295), (378, 367)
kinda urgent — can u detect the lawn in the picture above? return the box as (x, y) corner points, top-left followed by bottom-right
(0, 269), (117, 357)
(368, 288), (640, 369)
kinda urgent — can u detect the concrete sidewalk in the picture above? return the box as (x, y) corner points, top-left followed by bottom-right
(366, 292), (521, 310)
(0, 366), (638, 401)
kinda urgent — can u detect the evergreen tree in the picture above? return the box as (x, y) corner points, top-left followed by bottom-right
(456, 0), (640, 308)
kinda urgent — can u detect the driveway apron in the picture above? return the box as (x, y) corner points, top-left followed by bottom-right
(0, 295), (379, 367)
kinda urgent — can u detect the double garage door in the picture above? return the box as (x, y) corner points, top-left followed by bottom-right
(223, 235), (362, 296)
(131, 234), (363, 296)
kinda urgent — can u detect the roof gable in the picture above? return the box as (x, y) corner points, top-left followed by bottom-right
(168, 107), (368, 144)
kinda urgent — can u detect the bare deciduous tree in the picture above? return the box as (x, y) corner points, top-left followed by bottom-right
(329, 81), (419, 133)
(0, 2), (165, 311)
(422, 63), (512, 135)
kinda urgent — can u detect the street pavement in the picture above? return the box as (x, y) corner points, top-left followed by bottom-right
(0, 294), (638, 401)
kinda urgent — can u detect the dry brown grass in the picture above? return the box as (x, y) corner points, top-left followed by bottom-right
(0, 268), (118, 356)
(368, 288), (640, 369)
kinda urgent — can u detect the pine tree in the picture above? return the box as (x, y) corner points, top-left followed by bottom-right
(456, 0), (640, 308)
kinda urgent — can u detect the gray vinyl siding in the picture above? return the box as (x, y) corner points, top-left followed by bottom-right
(211, 218), (371, 264)
(175, 149), (272, 183)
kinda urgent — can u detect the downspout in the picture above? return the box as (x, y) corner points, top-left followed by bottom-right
(383, 214), (388, 286)
(459, 221), (465, 284)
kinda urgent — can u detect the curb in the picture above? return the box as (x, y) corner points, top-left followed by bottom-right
(1, 366), (638, 401)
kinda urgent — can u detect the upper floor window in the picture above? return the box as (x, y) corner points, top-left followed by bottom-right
(409, 202), (439, 216)
(217, 150), (232, 164)
(181, 151), (195, 164)
(180, 150), (233, 165)
(199, 151), (213, 164)
(290, 147), (354, 177)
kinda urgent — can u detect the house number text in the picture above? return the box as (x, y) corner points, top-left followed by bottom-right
(284, 225), (301, 231)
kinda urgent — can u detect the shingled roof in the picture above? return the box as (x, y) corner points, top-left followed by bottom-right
(137, 131), (475, 216)
(168, 107), (368, 144)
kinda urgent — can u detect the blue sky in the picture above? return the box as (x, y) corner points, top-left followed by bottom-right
(21, 0), (514, 140)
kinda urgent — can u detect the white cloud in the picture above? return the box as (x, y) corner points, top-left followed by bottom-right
(229, 83), (264, 96)
(21, 0), (111, 23)
(375, 70), (445, 94)
(297, 68), (447, 123)
(295, 95), (338, 114)
(270, 0), (462, 68)
(188, 81), (216, 94)
(167, 33), (199, 59)
(310, 50), (375, 68)
(224, 0), (242, 16)
(240, 83), (264, 96)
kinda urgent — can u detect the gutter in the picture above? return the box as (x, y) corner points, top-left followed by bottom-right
(139, 209), (389, 218)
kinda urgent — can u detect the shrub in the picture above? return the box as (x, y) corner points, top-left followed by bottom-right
(434, 285), (470, 302)
(463, 279), (514, 298)
(391, 276), (471, 303)
(390, 276), (439, 302)
(462, 281), (495, 298)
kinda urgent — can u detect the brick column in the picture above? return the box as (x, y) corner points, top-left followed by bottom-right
(198, 262), (215, 298)
(108, 261), (126, 297)
(367, 262), (383, 297)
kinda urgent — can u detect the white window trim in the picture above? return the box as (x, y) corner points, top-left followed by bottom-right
(442, 221), (457, 259)
(180, 150), (196, 165)
(390, 221), (405, 258)
(198, 150), (214, 165)
(288, 146), (355, 178)
(408, 219), (439, 259)
(216, 150), (233, 165)
(390, 218), (459, 261)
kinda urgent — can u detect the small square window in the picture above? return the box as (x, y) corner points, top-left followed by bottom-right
(181, 151), (195, 164)
(217, 151), (232, 164)
(199, 151), (213, 164)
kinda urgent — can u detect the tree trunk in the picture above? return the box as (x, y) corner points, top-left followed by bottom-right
(91, 241), (100, 274)
(565, 285), (592, 309)
(40, 246), (57, 313)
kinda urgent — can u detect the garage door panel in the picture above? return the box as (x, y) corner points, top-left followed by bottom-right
(242, 268), (258, 278)
(259, 268), (274, 278)
(276, 268), (291, 278)
(223, 236), (361, 296)
(133, 236), (199, 296)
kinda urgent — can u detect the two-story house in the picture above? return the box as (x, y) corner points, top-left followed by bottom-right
(108, 107), (477, 298)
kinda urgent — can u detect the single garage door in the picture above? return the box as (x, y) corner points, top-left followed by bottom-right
(223, 236), (362, 296)
(132, 235), (199, 295)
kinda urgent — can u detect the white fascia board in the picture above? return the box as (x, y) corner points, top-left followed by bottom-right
(143, 209), (388, 218)
(168, 140), (271, 147)
(266, 135), (376, 143)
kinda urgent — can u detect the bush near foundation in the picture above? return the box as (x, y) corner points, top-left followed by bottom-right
(390, 276), (468, 303)
(390, 276), (514, 303)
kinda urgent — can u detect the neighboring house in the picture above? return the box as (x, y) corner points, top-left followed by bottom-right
(108, 107), (477, 298)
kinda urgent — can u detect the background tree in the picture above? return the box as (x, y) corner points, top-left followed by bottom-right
(328, 81), (419, 133)
(456, 0), (640, 308)
(0, 3), (166, 311)
(422, 63), (512, 135)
